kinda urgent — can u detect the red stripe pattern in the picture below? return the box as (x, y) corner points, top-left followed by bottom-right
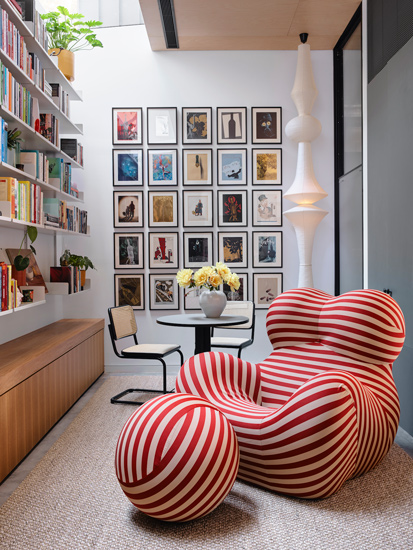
(115, 393), (240, 521)
(176, 288), (405, 499)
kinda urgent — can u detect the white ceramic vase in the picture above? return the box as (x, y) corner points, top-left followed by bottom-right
(199, 290), (227, 318)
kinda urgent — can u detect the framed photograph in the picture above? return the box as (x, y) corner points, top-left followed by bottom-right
(112, 149), (143, 186)
(149, 274), (180, 310)
(183, 190), (213, 227)
(112, 108), (142, 145)
(252, 148), (282, 185)
(218, 231), (248, 268)
(182, 107), (212, 144)
(148, 191), (178, 227)
(217, 148), (247, 185)
(113, 191), (143, 227)
(183, 232), (213, 268)
(114, 233), (144, 269)
(184, 287), (207, 311)
(252, 190), (282, 226)
(218, 190), (247, 227)
(222, 272), (248, 301)
(114, 274), (144, 310)
(149, 232), (179, 269)
(147, 107), (177, 145)
(147, 149), (178, 186)
(252, 107), (282, 144)
(253, 273), (283, 309)
(182, 149), (213, 186)
(217, 107), (247, 144)
(253, 231), (282, 268)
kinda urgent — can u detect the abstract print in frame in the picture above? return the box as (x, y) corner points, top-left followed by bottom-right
(182, 149), (213, 186)
(149, 274), (180, 310)
(114, 233), (144, 269)
(253, 273), (283, 309)
(218, 231), (248, 268)
(148, 190), (178, 227)
(218, 190), (247, 227)
(112, 108), (142, 145)
(182, 107), (212, 144)
(183, 231), (213, 268)
(149, 232), (179, 269)
(252, 107), (282, 144)
(113, 191), (143, 228)
(147, 149), (178, 186)
(217, 107), (247, 144)
(114, 274), (144, 310)
(147, 107), (177, 145)
(253, 231), (282, 268)
(252, 148), (282, 185)
(112, 149), (143, 186)
(217, 148), (247, 185)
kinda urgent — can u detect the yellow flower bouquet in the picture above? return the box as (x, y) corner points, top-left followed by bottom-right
(176, 262), (240, 294)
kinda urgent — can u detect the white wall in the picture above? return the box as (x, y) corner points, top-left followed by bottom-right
(0, 25), (335, 372)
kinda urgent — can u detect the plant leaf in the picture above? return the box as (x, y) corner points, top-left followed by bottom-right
(14, 255), (29, 271)
(27, 226), (38, 243)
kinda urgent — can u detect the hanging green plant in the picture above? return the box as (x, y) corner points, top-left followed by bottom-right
(41, 6), (103, 52)
(14, 226), (38, 271)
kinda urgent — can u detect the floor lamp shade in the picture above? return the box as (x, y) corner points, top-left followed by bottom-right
(284, 38), (328, 288)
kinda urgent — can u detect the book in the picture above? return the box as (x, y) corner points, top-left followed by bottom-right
(20, 150), (38, 178)
(48, 157), (63, 189)
(15, 0), (34, 22)
(50, 266), (74, 294)
(6, 0), (23, 16)
(6, 248), (48, 293)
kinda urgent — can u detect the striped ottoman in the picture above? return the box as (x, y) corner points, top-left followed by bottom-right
(115, 393), (240, 522)
(176, 288), (405, 499)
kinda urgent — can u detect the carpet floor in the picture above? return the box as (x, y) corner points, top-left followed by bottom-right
(1, 375), (412, 550)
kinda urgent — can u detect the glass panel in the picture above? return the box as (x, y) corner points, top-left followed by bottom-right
(343, 23), (362, 174)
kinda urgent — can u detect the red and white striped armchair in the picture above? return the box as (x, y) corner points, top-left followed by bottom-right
(176, 288), (405, 499)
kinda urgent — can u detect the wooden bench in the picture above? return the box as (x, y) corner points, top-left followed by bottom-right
(0, 318), (105, 482)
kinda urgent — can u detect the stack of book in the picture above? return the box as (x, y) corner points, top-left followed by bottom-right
(0, 249), (16, 310)
(0, 61), (32, 125)
(39, 114), (59, 147)
(43, 197), (88, 233)
(16, 1), (48, 50)
(51, 84), (70, 118)
(50, 265), (82, 294)
(60, 138), (83, 166)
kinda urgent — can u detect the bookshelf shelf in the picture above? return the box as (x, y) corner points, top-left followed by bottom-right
(0, 216), (90, 236)
(47, 278), (91, 295)
(14, 299), (46, 311)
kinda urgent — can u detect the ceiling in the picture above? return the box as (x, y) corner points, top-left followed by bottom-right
(139, 0), (361, 51)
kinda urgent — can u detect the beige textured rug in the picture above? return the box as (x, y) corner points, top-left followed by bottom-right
(1, 375), (413, 550)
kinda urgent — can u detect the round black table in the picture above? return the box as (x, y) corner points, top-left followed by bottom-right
(156, 313), (249, 355)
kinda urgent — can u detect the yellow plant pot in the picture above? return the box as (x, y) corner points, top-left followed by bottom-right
(80, 269), (86, 289)
(48, 48), (75, 82)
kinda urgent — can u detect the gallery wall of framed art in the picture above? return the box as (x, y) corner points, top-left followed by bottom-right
(111, 105), (284, 311)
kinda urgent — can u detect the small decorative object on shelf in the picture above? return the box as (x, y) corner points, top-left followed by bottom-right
(7, 128), (22, 167)
(41, 6), (103, 82)
(59, 249), (96, 289)
(176, 263), (240, 318)
(10, 226), (37, 287)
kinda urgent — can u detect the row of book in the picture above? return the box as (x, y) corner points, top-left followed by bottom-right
(50, 266), (84, 294)
(0, 7), (33, 79)
(61, 138), (83, 167)
(39, 113), (59, 147)
(43, 197), (88, 234)
(0, 62), (33, 125)
(0, 261), (17, 310)
(6, 1), (48, 51)
(0, 176), (42, 223)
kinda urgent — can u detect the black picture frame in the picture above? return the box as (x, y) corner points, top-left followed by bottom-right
(113, 232), (144, 269)
(149, 232), (179, 269)
(112, 149), (143, 186)
(251, 107), (282, 144)
(112, 107), (142, 145)
(149, 273), (180, 310)
(182, 107), (212, 144)
(252, 231), (283, 268)
(182, 190), (214, 227)
(252, 190), (282, 227)
(183, 231), (214, 268)
(114, 274), (144, 310)
(252, 148), (282, 185)
(182, 148), (213, 186)
(216, 107), (247, 144)
(217, 148), (247, 185)
(113, 191), (144, 228)
(147, 107), (178, 145)
(217, 231), (248, 268)
(147, 149), (178, 186)
(253, 273), (283, 309)
(148, 190), (179, 228)
(217, 190), (248, 227)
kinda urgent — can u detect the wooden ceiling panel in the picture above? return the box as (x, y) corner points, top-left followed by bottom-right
(139, 0), (361, 51)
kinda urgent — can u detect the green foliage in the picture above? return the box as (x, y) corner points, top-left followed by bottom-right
(41, 6), (103, 52)
(60, 249), (96, 271)
(14, 226), (38, 271)
(7, 128), (22, 149)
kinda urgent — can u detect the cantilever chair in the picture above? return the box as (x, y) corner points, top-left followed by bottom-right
(210, 300), (255, 358)
(108, 305), (184, 405)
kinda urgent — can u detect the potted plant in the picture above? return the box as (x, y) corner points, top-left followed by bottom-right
(12, 226), (38, 287)
(41, 6), (103, 82)
(7, 128), (22, 167)
(60, 249), (96, 289)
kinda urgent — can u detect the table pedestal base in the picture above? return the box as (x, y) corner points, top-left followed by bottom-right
(195, 326), (211, 355)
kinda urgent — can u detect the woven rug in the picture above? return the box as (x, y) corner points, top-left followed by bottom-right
(1, 375), (412, 550)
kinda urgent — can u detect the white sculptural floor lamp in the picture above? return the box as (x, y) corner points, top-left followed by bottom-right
(284, 33), (328, 288)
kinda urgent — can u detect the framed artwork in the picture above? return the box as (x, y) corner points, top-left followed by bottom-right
(183, 232), (213, 268)
(252, 148), (282, 185)
(218, 190), (247, 227)
(253, 231), (283, 268)
(217, 148), (247, 186)
(182, 149), (213, 186)
(222, 272), (248, 301)
(147, 107), (177, 145)
(112, 149), (143, 186)
(217, 107), (247, 144)
(182, 190), (213, 227)
(184, 287), (206, 311)
(114, 274), (144, 310)
(112, 108), (142, 145)
(149, 232), (179, 269)
(114, 233), (144, 269)
(252, 190), (282, 226)
(182, 107), (212, 144)
(113, 191), (143, 227)
(218, 231), (248, 268)
(251, 107), (282, 144)
(149, 274), (180, 310)
(253, 273), (283, 309)
(148, 190), (178, 227)
(147, 149), (178, 186)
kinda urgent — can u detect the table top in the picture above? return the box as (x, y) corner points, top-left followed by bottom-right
(156, 314), (249, 328)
